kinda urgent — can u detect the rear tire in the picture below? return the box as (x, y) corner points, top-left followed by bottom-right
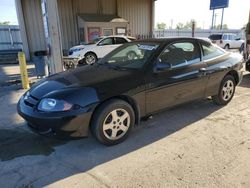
(224, 44), (230, 50)
(212, 75), (236, 105)
(91, 99), (135, 145)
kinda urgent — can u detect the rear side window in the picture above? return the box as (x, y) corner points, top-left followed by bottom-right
(115, 37), (128, 44)
(202, 43), (225, 60)
(222, 34), (228, 40)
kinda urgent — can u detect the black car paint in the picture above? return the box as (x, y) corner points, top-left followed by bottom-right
(17, 38), (243, 138)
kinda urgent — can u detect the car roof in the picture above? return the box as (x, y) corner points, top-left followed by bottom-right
(101, 35), (136, 39)
(137, 37), (211, 44)
(210, 33), (236, 36)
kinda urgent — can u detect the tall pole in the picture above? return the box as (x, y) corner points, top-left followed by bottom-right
(214, 13), (218, 29)
(211, 9), (215, 29)
(220, 8), (224, 30)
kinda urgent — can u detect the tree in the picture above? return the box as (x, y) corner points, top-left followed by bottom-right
(0, 21), (10, 25)
(176, 22), (184, 30)
(183, 20), (194, 29)
(214, 24), (228, 30)
(157, 22), (167, 30)
(176, 20), (197, 30)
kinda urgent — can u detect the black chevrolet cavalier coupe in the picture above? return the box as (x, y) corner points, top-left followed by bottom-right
(18, 38), (244, 145)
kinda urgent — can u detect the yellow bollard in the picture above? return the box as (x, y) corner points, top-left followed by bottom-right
(18, 52), (30, 89)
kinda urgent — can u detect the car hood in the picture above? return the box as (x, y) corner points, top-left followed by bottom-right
(29, 64), (143, 99)
(69, 44), (96, 58)
(70, 45), (85, 51)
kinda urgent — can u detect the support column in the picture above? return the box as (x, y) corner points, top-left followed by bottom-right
(151, 0), (155, 37)
(15, 0), (30, 61)
(41, 0), (63, 74)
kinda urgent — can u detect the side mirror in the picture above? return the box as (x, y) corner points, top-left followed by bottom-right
(154, 62), (171, 72)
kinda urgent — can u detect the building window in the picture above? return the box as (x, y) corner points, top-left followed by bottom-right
(88, 27), (101, 43)
(116, 27), (126, 35)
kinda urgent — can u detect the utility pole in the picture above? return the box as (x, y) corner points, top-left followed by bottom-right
(211, 9), (215, 29)
(220, 8), (225, 30)
(214, 13), (218, 29)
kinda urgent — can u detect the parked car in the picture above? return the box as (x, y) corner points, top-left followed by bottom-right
(68, 35), (136, 65)
(208, 33), (244, 50)
(68, 37), (103, 56)
(17, 38), (244, 145)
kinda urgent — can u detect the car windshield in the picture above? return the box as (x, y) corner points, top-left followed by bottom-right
(99, 42), (159, 69)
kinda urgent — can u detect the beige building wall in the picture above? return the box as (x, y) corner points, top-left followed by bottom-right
(17, 0), (154, 57)
(21, 0), (46, 55)
(117, 0), (153, 37)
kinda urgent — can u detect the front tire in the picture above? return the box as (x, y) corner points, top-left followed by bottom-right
(212, 75), (236, 105)
(85, 52), (97, 65)
(91, 99), (135, 145)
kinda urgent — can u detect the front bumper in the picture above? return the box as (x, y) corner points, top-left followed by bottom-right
(17, 96), (92, 138)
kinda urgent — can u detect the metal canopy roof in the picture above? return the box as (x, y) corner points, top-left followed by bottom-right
(78, 14), (128, 23)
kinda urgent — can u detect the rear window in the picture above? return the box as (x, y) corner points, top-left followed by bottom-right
(202, 42), (225, 60)
(115, 37), (128, 44)
(209, 34), (222, 40)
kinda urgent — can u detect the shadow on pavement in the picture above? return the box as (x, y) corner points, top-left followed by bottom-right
(0, 128), (66, 161)
(0, 81), (224, 186)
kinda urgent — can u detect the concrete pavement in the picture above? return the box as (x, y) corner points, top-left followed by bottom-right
(0, 71), (250, 187)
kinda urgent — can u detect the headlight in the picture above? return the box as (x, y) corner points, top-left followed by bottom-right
(38, 98), (73, 112)
(24, 91), (30, 100)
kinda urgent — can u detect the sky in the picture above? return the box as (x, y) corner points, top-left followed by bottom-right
(0, 0), (17, 25)
(0, 0), (249, 29)
(155, 0), (250, 29)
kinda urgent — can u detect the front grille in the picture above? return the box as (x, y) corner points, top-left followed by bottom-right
(24, 94), (39, 108)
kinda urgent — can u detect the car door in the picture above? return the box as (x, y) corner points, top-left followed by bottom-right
(145, 40), (208, 114)
(233, 35), (243, 48)
(94, 37), (116, 58)
(230, 34), (237, 48)
(200, 41), (230, 97)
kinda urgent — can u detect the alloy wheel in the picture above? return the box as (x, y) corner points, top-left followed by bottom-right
(102, 109), (130, 140)
(85, 54), (96, 64)
(222, 80), (234, 101)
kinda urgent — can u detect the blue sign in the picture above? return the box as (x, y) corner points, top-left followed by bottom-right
(210, 0), (229, 10)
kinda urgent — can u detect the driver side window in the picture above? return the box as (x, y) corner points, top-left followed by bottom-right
(158, 41), (200, 68)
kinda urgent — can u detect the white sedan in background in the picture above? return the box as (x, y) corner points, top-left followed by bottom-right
(68, 36), (136, 65)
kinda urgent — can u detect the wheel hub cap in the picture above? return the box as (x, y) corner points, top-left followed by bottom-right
(222, 80), (234, 101)
(86, 55), (95, 64)
(103, 109), (130, 140)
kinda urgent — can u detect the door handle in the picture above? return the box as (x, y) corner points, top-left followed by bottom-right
(199, 68), (206, 72)
(199, 68), (207, 76)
